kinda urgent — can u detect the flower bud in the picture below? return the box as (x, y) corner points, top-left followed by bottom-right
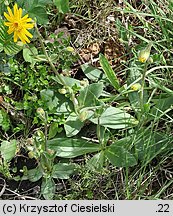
(131, 83), (141, 91)
(47, 149), (55, 155)
(79, 110), (88, 122)
(28, 151), (35, 159)
(80, 78), (89, 87)
(36, 108), (46, 121)
(66, 46), (75, 52)
(148, 57), (153, 64)
(138, 42), (152, 63)
(26, 138), (34, 145)
(0, 96), (3, 104)
(58, 88), (67, 94)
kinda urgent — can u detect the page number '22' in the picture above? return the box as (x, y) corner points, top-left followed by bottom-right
(156, 204), (169, 213)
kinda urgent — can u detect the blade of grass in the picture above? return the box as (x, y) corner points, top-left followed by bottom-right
(99, 53), (120, 91)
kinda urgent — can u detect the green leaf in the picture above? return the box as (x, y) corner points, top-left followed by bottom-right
(52, 163), (76, 179)
(40, 89), (73, 114)
(41, 178), (55, 200)
(86, 151), (105, 171)
(78, 83), (103, 108)
(40, 89), (57, 111)
(90, 106), (138, 129)
(55, 96), (73, 114)
(37, 0), (53, 5)
(105, 138), (137, 167)
(99, 53), (120, 90)
(0, 109), (10, 131)
(127, 61), (148, 112)
(23, 46), (38, 67)
(0, 20), (22, 55)
(52, 76), (81, 88)
(0, 43), (3, 52)
(28, 6), (48, 24)
(48, 122), (59, 139)
(53, 0), (69, 14)
(81, 63), (106, 82)
(40, 89), (54, 100)
(4, 42), (22, 55)
(64, 112), (84, 137)
(27, 166), (43, 182)
(0, 140), (17, 162)
(18, 0), (52, 8)
(47, 138), (100, 158)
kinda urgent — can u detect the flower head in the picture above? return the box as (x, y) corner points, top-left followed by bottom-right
(131, 83), (141, 91)
(138, 42), (152, 63)
(4, 3), (34, 44)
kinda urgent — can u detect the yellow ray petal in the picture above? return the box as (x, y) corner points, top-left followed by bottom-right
(7, 27), (15, 34)
(21, 14), (29, 21)
(22, 28), (33, 38)
(4, 12), (13, 22)
(13, 3), (18, 17)
(22, 18), (33, 23)
(17, 32), (26, 43)
(7, 6), (14, 18)
(18, 31), (30, 43)
(22, 23), (34, 29)
(4, 22), (13, 26)
(18, 8), (22, 19)
(14, 31), (18, 42)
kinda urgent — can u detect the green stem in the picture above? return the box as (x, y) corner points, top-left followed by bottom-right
(44, 112), (48, 151)
(140, 63), (148, 113)
(34, 23), (65, 84)
(34, 23), (79, 114)
(97, 117), (101, 145)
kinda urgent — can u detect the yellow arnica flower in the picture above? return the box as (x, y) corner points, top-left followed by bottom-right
(4, 3), (34, 44)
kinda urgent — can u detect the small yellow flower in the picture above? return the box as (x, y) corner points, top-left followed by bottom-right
(4, 3), (34, 44)
(138, 42), (152, 63)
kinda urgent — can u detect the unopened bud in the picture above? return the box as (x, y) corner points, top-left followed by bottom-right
(47, 149), (55, 155)
(0, 96), (3, 103)
(148, 57), (153, 64)
(131, 83), (141, 91)
(28, 151), (35, 159)
(79, 110), (88, 122)
(36, 108), (46, 121)
(66, 46), (75, 52)
(26, 138), (34, 145)
(80, 78), (89, 87)
(138, 42), (152, 63)
(58, 88), (67, 94)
